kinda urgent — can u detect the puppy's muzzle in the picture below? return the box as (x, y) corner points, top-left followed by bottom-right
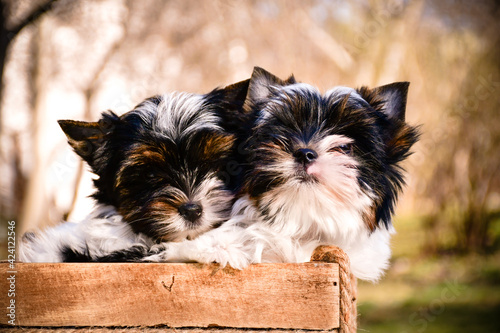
(293, 148), (318, 166)
(178, 202), (203, 222)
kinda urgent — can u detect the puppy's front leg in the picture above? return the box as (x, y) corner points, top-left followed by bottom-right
(143, 225), (253, 269)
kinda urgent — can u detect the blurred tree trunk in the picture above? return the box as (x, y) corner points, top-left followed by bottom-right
(65, 0), (132, 220)
(459, 161), (496, 252)
(424, 24), (500, 254)
(0, 0), (57, 116)
(0, 0), (11, 130)
(18, 20), (50, 234)
(0, 0), (58, 226)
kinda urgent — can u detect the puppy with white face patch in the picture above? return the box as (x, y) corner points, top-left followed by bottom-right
(19, 80), (249, 262)
(138, 67), (419, 282)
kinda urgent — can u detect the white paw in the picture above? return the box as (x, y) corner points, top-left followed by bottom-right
(201, 243), (252, 270)
(141, 243), (170, 262)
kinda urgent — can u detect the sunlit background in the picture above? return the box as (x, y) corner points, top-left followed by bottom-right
(1, 0), (499, 331)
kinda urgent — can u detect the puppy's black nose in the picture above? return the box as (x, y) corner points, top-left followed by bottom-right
(294, 148), (318, 165)
(178, 202), (203, 222)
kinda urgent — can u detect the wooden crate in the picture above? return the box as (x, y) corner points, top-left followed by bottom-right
(1, 246), (357, 332)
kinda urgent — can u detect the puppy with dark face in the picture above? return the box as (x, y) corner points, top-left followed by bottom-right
(142, 67), (419, 281)
(19, 80), (249, 262)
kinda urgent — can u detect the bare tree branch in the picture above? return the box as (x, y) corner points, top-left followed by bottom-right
(1, 0), (60, 141)
(7, 0), (58, 37)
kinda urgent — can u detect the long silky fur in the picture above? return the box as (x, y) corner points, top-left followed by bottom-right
(133, 67), (419, 282)
(19, 81), (250, 263)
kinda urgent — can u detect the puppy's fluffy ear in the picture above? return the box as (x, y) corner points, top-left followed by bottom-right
(204, 79), (251, 137)
(356, 82), (419, 230)
(58, 111), (119, 166)
(369, 81), (410, 122)
(220, 78), (250, 110)
(244, 67), (296, 109)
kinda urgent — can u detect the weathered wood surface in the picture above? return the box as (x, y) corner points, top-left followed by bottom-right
(0, 328), (337, 333)
(1, 261), (340, 330)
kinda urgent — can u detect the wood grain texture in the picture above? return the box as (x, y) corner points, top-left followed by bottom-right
(0, 262), (340, 330)
(1, 328), (339, 333)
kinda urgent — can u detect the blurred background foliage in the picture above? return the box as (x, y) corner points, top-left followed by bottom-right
(0, 0), (499, 331)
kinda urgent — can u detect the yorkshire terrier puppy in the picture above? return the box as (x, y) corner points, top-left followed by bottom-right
(19, 80), (249, 262)
(136, 67), (419, 282)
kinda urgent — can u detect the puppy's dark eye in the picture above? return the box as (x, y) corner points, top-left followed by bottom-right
(329, 143), (353, 155)
(145, 168), (163, 180)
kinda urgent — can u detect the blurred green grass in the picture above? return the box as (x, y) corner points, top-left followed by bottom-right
(357, 216), (500, 332)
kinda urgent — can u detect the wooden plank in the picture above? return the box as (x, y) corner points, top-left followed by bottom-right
(0, 262), (340, 330)
(2, 328), (338, 333)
